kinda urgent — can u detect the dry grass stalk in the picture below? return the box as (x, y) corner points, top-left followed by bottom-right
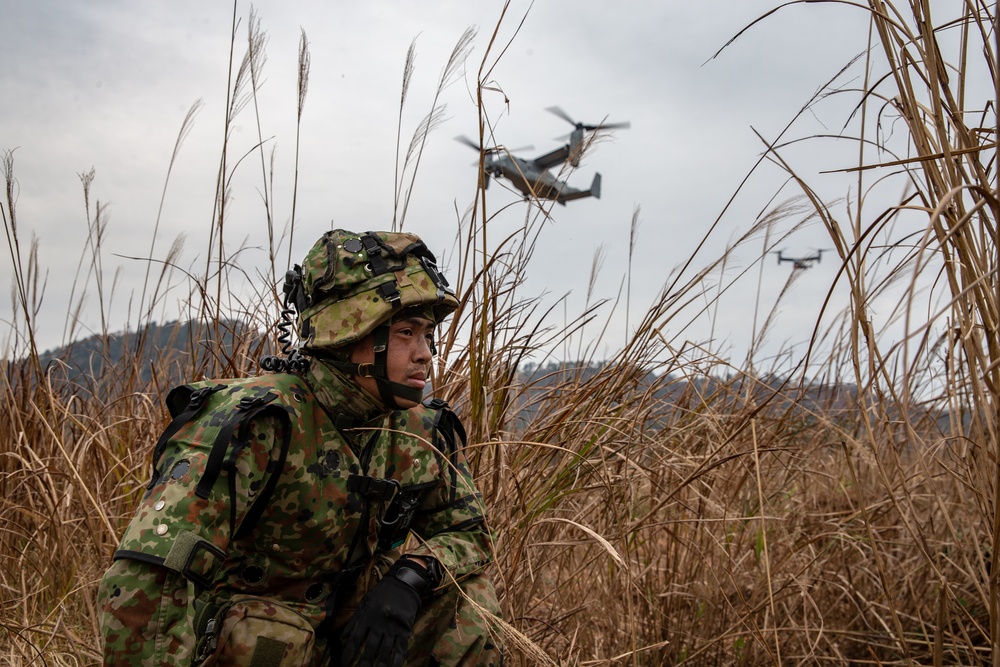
(2, 2), (998, 665)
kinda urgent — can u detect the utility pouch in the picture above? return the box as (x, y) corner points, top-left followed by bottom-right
(197, 595), (315, 667)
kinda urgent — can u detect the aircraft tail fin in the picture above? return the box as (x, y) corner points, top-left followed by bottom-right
(557, 172), (602, 204)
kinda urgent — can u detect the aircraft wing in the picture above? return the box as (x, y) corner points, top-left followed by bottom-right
(531, 145), (570, 171)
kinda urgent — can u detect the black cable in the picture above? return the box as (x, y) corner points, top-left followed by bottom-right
(259, 266), (310, 374)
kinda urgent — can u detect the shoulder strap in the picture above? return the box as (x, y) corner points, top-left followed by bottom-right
(148, 383), (227, 490)
(197, 392), (280, 499)
(190, 382), (300, 541)
(232, 401), (293, 541)
(123, 376), (302, 588)
(218, 374), (305, 541)
(422, 398), (466, 447)
(159, 376), (299, 540)
(422, 397), (468, 503)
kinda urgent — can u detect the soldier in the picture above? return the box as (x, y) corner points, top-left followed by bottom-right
(97, 229), (503, 666)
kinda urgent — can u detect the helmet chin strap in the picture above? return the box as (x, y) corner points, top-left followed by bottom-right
(324, 324), (423, 410)
(371, 324), (423, 409)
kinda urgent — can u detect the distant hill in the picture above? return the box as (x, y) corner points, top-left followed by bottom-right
(28, 323), (865, 432)
(512, 360), (859, 429)
(35, 319), (261, 392)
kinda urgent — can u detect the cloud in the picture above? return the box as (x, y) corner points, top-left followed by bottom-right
(2, 0), (879, 361)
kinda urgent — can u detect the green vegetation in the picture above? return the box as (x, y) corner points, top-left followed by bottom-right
(2, 2), (998, 664)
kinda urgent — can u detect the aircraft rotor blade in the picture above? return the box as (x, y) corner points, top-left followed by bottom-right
(576, 120), (632, 132)
(546, 106), (578, 126)
(548, 107), (631, 133)
(597, 121), (631, 130)
(455, 135), (533, 154)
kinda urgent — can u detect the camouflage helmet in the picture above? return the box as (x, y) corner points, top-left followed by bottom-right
(294, 229), (459, 353)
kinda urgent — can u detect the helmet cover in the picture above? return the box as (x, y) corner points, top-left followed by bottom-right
(296, 229), (459, 353)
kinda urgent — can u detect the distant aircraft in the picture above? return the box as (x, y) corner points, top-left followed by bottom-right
(773, 248), (830, 270)
(455, 135), (601, 205)
(455, 106), (629, 205)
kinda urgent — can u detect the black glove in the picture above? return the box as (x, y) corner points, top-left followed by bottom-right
(340, 559), (437, 667)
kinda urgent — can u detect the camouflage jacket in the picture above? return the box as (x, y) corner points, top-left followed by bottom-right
(98, 361), (493, 665)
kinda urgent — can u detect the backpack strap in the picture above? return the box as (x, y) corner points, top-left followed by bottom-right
(185, 390), (295, 543)
(148, 383), (227, 491)
(232, 401), (293, 541)
(423, 397), (468, 503)
(197, 393), (279, 499)
(120, 377), (301, 589)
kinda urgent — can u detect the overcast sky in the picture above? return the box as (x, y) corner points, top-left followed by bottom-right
(2, 1), (884, 368)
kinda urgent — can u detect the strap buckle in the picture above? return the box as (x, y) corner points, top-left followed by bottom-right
(182, 540), (227, 590)
(348, 475), (400, 502)
(376, 280), (402, 307)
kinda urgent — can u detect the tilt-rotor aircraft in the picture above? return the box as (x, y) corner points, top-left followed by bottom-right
(455, 107), (629, 205)
(455, 135), (601, 204)
(773, 248), (829, 270)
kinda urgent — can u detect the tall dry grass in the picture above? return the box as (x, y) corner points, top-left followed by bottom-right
(2, 1), (998, 665)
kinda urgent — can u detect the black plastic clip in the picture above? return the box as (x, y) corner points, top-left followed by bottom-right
(348, 475), (401, 502)
(420, 255), (450, 289)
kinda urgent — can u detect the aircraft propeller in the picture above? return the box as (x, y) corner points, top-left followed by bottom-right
(454, 135), (534, 154)
(546, 106), (631, 133)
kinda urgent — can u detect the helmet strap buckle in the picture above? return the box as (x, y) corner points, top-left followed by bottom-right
(376, 280), (402, 308)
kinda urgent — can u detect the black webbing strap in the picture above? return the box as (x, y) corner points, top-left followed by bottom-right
(372, 325), (398, 408)
(418, 254), (450, 290)
(360, 232), (389, 275)
(334, 414), (366, 430)
(424, 398), (468, 504)
(347, 474), (400, 501)
(149, 384), (227, 489)
(196, 393), (279, 500)
(314, 564), (366, 644)
(348, 473), (435, 552)
(376, 280), (401, 308)
(233, 404), (293, 541)
(323, 357), (387, 380)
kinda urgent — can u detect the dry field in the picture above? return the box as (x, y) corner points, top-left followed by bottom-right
(3, 2), (999, 665)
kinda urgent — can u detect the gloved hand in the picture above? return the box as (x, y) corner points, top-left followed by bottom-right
(340, 559), (436, 667)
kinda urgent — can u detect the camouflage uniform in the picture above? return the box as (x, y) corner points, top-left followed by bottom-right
(98, 230), (503, 666)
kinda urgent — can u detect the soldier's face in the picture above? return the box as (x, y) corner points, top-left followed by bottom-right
(349, 315), (435, 408)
